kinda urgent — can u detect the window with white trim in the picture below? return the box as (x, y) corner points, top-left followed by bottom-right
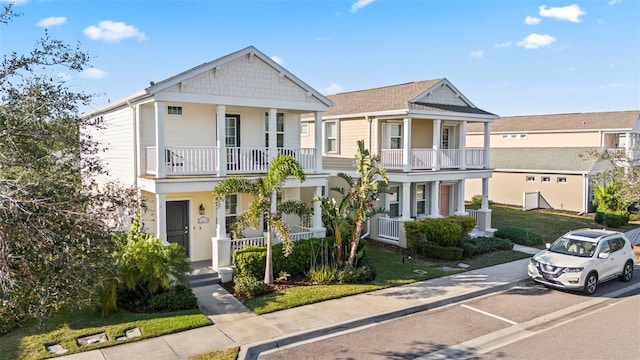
(389, 123), (402, 149)
(389, 186), (400, 218)
(301, 123), (309, 136)
(541, 176), (551, 183)
(167, 106), (183, 115)
(416, 184), (427, 217)
(264, 112), (285, 148)
(557, 177), (567, 184)
(325, 121), (338, 153)
(526, 176), (535, 182)
(225, 194), (238, 237)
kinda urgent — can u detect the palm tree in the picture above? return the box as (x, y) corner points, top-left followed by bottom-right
(593, 183), (624, 212)
(314, 186), (353, 267)
(212, 155), (306, 284)
(345, 140), (389, 267)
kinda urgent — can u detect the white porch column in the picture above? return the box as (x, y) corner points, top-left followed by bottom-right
(403, 117), (412, 172)
(401, 182), (411, 219)
(454, 180), (467, 215)
(269, 108), (277, 161)
(476, 177), (493, 233)
(156, 193), (167, 243)
(314, 111), (323, 172)
(433, 119), (441, 171)
(216, 105), (227, 176)
(483, 122), (491, 169)
(373, 118), (379, 155)
(430, 180), (441, 217)
(459, 121), (467, 170)
(154, 102), (165, 178)
(134, 103), (142, 177)
(312, 185), (324, 237)
(212, 197), (231, 271)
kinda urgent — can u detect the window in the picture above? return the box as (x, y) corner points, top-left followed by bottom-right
(442, 127), (450, 149)
(557, 177), (567, 184)
(389, 186), (400, 218)
(264, 112), (285, 148)
(541, 176), (551, 183)
(167, 106), (183, 115)
(389, 123), (402, 149)
(526, 176), (535, 182)
(416, 184), (427, 217)
(225, 194), (238, 237)
(325, 121), (338, 153)
(501, 133), (527, 140)
(301, 123), (309, 136)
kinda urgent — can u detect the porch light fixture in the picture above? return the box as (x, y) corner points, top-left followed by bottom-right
(199, 204), (205, 215)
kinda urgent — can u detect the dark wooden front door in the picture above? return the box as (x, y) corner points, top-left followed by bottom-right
(440, 185), (450, 217)
(166, 200), (189, 256)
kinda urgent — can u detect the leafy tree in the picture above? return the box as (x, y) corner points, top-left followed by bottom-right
(344, 140), (389, 267)
(593, 183), (625, 213)
(584, 149), (639, 209)
(0, 5), (139, 332)
(212, 155), (306, 284)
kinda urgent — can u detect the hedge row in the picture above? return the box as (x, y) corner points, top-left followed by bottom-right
(594, 211), (630, 228)
(493, 227), (544, 247)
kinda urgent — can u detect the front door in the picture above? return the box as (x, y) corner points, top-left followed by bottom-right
(226, 114), (241, 171)
(166, 200), (189, 256)
(440, 185), (450, 216)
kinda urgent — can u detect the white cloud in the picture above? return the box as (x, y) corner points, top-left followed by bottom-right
(539, 4), (585, 23)
(351, 0), (375, 13)
(80, 68), (107, 79)
(270, 56), (283, 65)
(58, 72), (73, 81)
(608, 0), (619, 5)
(323, 83), (344, 94)
(470, 51), (484, 58)
(83, 20), (148, 42)
(524, 16), (541, 25)
(494, 41), (512, 48)
(600, 83), (626, 89)
(0, 0), (29, 5)
(517, 33), (556, 49)
(36, 16), (67, 27)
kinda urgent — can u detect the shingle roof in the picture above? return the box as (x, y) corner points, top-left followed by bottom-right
(490, 147), (606, 173)
(468, 111), (640, 133)
(323, 79), (494, 117)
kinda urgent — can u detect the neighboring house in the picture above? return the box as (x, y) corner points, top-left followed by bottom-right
(301, 79), (498, 248)
(84, 46), (332, 270)
(465, 111), (640, 213)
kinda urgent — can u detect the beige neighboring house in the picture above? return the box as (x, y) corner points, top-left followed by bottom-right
(84, 46), (332, 270)
(465, 111), (640, 213)
(301, 79), (498, 248)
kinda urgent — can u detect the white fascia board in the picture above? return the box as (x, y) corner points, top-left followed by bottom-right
(319, 109), (410, 121)
(154, 92), (329, 112)
(408, 109), (498, 121)
(82, 90), (149, 118)
(409, 78), (477, 108)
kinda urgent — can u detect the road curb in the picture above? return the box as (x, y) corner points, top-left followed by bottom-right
(238, 277), (531, 360)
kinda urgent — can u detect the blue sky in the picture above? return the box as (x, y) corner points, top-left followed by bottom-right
(2, 0), (638, 116)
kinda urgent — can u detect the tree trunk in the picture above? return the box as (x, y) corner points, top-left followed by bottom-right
(264, 231), (274, 284)
(347, 220), (363, 267)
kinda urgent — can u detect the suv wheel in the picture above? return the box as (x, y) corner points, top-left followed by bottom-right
(618, 261), (634, 282)
(583, 272), (598, 295)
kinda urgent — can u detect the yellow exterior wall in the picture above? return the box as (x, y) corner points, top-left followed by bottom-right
(339, 118), (369, 158)
(467, 131), (601, 148)
(411, 120), (435, 149)
(300, 121), (315, 148)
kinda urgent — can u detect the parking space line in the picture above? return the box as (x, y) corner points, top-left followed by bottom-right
(460, 304), (518, 325)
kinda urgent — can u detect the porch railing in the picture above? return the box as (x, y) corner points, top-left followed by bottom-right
(465, 209), (479, 222)
(230, 227), (314, 254)
(378, 217), (400, 242)
(379, 148), (486, 171)
(145, 146), (316, 176)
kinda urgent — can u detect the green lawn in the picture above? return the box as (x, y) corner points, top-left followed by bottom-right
(0, 308), (211, 360)
(489, 205), (639, 244)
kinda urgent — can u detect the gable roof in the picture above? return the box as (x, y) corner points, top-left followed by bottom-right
(467, 111), (640, 133)
(491, 147), (607, 174)
(85, 46), (332, 116)
(323, 78), (495, 117)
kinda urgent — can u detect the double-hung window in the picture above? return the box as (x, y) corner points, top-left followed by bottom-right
(264, 112), (285, 148)
(389, 186), (400, 218)
(225, 194), (238, 237)
(416, 184), (427, 217)
(389, 123), (402, 149)
(325, 121), (338, 153)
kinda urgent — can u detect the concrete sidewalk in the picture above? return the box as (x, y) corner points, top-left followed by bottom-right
(58, 245), (539, 360)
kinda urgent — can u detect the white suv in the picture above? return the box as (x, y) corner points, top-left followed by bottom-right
(528, 228), (635, 295)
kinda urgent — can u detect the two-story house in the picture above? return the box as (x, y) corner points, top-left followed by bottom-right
(84, 46), (332, 270)
(301, 79), (498, 248)
(465, 111), (640, 213)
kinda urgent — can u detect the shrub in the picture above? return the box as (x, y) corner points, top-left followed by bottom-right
(425, 218), (463, 247)
(448, 215), (477, 236)
(233, 246), (266, 278)
(471, 195), (482, 206)
(404, 221), (428, 255)
(233, 273), (267, 298)
(337, 264), (376, 283)
(604, 213), (624, 228)
(421, 243), (464, 260)
(630, 212), (640, 222)
(147, 285), (198, 312)
(307, 266), (337, 283)
(494, 227), (544, 247)
(460, 242), (476, 258)
(594, 212), (605, 224)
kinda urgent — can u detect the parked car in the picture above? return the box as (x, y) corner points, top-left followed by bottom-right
(528, 228), (635, 295)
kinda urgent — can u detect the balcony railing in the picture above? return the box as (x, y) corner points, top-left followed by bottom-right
(378, 217), (400, 242)
(380, 148), (486, 171)
(145, 146), (316, 176)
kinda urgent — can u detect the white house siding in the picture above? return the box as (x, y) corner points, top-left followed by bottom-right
(97, 106), (136, 185)
(414, 84), (467, 106)
(300, 121), (316, 148)
(178, 55), (311, 103)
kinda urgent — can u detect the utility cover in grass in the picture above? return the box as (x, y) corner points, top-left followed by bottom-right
(76, 332), (108, 346)
(458, 263), (470, 268)
(117, 327), (142, 341)
(45, 344), (67, 355)
(413, 269), (428, 274)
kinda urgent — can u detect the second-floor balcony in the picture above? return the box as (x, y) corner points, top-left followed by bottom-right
(145, 146), (317, 177)
(380, 148), (487, 171)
